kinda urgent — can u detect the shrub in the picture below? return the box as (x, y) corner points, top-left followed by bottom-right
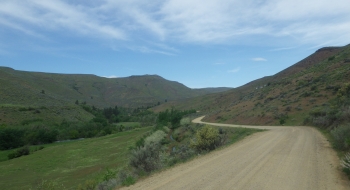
(191, 125), (220, 151)
(341, 152), (350, 169)
(8, 146), (30, 160)
(102, 169), (117, 182)
(180, 117), (191, 126)
(135, 137), (145, 148)
(341, 152), (350, 178)
(171, 144), (196, 161)
(144, 130), (166, 146)
(328, 56), (335, 61)
(331, 124), (350, 150)
(129, 143), (161, 173)
(121, 176), (135, 186)
(279, 118), (286, 125)
(312, 116), (331, 127)
(77, 180), (97, 190)
(337, 83), (350, 105)
(96, 179), (117, 190)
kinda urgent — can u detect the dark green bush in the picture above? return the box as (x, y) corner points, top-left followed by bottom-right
(331, 124), (350, 150)
(328, 56), (335, 61)
(0, 128), (25, 150)
(8, 146), (30, 160)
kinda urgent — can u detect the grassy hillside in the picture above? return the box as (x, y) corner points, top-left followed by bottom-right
(0, 127), (151, 190)
(153, 44), (350, 126)
(0, 68), (230, 125)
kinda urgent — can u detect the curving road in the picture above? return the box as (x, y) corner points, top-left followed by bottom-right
(120, 116), (349, 190)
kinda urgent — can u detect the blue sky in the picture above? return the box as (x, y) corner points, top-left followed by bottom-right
(0, 0), (350, 88)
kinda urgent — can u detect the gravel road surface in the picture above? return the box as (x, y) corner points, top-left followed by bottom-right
(120, 116), (349, 190)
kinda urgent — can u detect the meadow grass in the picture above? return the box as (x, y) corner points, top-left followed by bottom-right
(0, 127), (152, 190)
(115, 122), (141, 128)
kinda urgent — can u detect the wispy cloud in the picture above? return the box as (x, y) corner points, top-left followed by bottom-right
(0, 0), (349, 49)
(252, 58), (267, 62)
(269, 46), (298, 52)
(127, 46), (176, 56)
(0, 0), (126, 41)
(228, 67), (240, 73)
(214, 62), (226, 65)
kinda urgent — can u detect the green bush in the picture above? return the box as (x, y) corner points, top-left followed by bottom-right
(144, 130), (166, 146)
(122, 176), (135, 186)
(191, 125), (220, 151)
(135, 137), (145, 148)
(180, 117), (191, 126)
(77, 179), (97, 190)
(331, 124), (350, 150)
(8, 146), (30, 160)
(328, 56), (335, 61)
(102, 168), (117, 182)
(279, 118), (286, 125)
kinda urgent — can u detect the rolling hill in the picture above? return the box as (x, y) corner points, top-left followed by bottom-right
(0, 67), (230, 125)
(153, 44), (350, 126)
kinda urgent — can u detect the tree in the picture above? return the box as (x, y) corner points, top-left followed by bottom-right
(0, 128), (25, 150)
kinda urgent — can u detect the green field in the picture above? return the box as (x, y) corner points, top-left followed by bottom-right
(0, 127), (152, 190)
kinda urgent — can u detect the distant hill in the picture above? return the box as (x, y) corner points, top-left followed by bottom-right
(153, 44), (350, 126)
(0, 68), (231, 125)
(193, 87), (233, 95)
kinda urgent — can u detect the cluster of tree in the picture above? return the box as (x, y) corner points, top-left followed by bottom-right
(79, 103), (156, 125)
(1, 103), (159, 151)
(0, 126), (58, 150)
(157, 108), (196, 129)
(0, 120), (117, 151)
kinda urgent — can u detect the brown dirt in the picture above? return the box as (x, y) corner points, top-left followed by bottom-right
(120, 116), (350, 190)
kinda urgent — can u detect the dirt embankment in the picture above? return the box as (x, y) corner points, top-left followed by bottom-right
(120, 117), (349, 190)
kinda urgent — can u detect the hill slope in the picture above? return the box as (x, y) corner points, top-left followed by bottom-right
(153, 44), (350, 125)
(0, 68), (230, 125)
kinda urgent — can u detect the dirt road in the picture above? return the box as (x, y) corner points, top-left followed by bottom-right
(121, 116), (349, 190)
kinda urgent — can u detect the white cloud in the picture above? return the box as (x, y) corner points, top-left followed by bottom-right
(228, 67), (240, 73)
(103, 75), (119, 78)
(252, 58), (267, 62)
(0, 0), (126, 41)
(0, 0), (349, 48)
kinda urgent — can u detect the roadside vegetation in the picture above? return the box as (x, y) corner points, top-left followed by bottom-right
(0, 106), (263, 190)
(304, 82), (350, 178)
(78, 109), (263, 190)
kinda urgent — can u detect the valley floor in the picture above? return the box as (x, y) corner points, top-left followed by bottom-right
(120, 117), (349, 190)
